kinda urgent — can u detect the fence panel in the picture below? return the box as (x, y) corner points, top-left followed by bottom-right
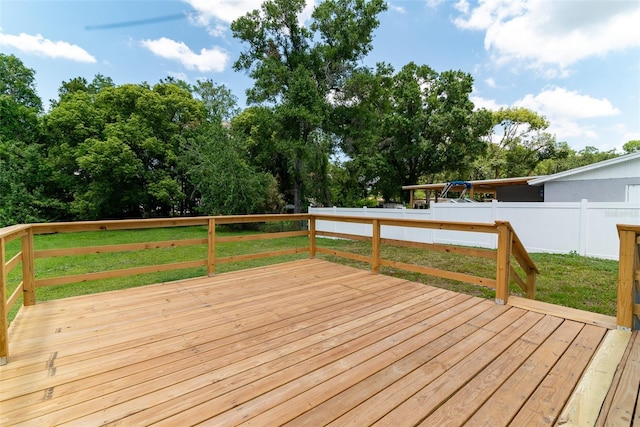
(311, 200), (640, 260)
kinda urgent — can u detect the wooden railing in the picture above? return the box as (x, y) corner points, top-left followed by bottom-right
(0, 214), (537, 365)
(617, 224), (640, 330)
(311, 216), (538, 304)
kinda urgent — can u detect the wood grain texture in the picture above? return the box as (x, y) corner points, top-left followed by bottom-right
(557, 329), (631, 426)
(0, 259), (628, 426)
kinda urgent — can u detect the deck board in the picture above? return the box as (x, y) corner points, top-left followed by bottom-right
(597, 331), (640, 425)
(0, 258), (634, 426)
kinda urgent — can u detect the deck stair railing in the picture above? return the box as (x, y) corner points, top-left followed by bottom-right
(617, 224), (640, 330)
(1, 214), (537, 365)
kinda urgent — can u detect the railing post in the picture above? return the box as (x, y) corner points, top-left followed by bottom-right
(495, 222), (512, 305)
(0, 237), (8, 365)
(616, 227), (638, 330)
(309, 216), (316, 259)
(207, 218), (216, 277)
(372, 219), (380, 274)
(525, 270), (536, 300)
(21, 228), (36, 306)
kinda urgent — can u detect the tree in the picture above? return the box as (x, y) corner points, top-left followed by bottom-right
(0, 54), (62, 225)
(231, 0), (387, 212)
(534, 145), (620, 175)
(192, 79), (240, 122)
(0, 54), (42, 111)
(623, 140), (640, 154)
(43, 80), (204, 219)
(233, 106), (294, 202)
(182, 112), (282, 215)
(335, 62), (492, 202)
(52, 74), (114, 107)
(473, 107), (552, 179)
(179, 81), (283, 215)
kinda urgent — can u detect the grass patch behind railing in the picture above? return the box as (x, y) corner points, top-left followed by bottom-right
(314, 238), (618, 316)
(3, 226), (619, 324)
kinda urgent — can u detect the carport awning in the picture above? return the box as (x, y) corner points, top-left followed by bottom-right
(403, 176), (543, 194)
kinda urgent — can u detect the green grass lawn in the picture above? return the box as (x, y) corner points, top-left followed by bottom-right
(3, 225), (619, 323)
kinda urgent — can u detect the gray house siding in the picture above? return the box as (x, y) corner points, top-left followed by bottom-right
(542, 177), (640, 202)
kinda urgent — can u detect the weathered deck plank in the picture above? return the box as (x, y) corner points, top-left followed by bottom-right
(0, 259), (633, 426)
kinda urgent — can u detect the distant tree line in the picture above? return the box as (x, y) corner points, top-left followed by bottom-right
(0, 0), (634, 226)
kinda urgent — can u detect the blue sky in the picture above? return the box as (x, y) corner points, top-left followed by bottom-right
(1, 0), (639, 152)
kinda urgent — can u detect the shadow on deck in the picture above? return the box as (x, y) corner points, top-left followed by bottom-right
(1, 259), (637, 426)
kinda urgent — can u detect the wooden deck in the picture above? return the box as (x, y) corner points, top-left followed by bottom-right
(0, 259), (636, 426)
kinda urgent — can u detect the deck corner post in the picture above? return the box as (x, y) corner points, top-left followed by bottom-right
(21, 228), (36, 306)
(372, 219), (381, 274)
(616, 227), (638, 330)
(495, 222), (512, 305)
(0, 237), (8, 364)
(207, 218), (216, 277)
(309, 216), (317, 259)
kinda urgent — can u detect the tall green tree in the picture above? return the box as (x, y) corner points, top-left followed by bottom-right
(51, 74), (114, 107)
(0, 54), (63, 225)
(43, 81), (203, 219)
(231, 0), (387, 212)
(473, 107), (554, 179)
(182, 121), (282, 216)
(233, 106), (293, 202)
(192, 79), (240, 122)
(0, 54), (42, 111)
(180, 80), (283, 216)
(335, 62), (492, 202)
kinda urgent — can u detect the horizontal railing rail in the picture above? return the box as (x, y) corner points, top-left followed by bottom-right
(617, 224), (640, 330)
(1, 213), (538, 365)
(311, 215), (537, 304)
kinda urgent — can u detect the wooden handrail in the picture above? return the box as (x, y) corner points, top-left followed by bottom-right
(0, 213), (540, 364)
(616, 224), (640, 330)
(312, 216), (537, 304)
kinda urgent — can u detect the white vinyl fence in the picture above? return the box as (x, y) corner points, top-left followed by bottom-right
(310, 199), (640, 260)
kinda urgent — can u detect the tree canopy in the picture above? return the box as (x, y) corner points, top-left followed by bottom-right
(231, 0), (387, 212)
(0, 17), (630, 226)
(333, 62), (492, 201)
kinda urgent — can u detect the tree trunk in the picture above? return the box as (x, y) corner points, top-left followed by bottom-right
(293, 156), (304, 213)
(294, 181), (302, 213)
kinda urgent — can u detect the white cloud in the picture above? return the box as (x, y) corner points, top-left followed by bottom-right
(615, 125), (640, 146)
(512, 86), (620, 141)
(454, 0), (640, 74)
(484, 77), (496, 88)
(184, 0), (263, 24)
(514, 86), (619, 120)
(548, 121), (599, 141)
(141, 37), (229, 73)
(167, 71), (189, 82)
(470, 94), (506, 111)
(426, 0), (446, 9)
(471, 86), (621, 142)
(206, 23), (228, 38)
(0, 31), (96, 63)
(184, 0), (316, 26)
(454, 0), (469, 14)
(389, 4), (406, 14)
